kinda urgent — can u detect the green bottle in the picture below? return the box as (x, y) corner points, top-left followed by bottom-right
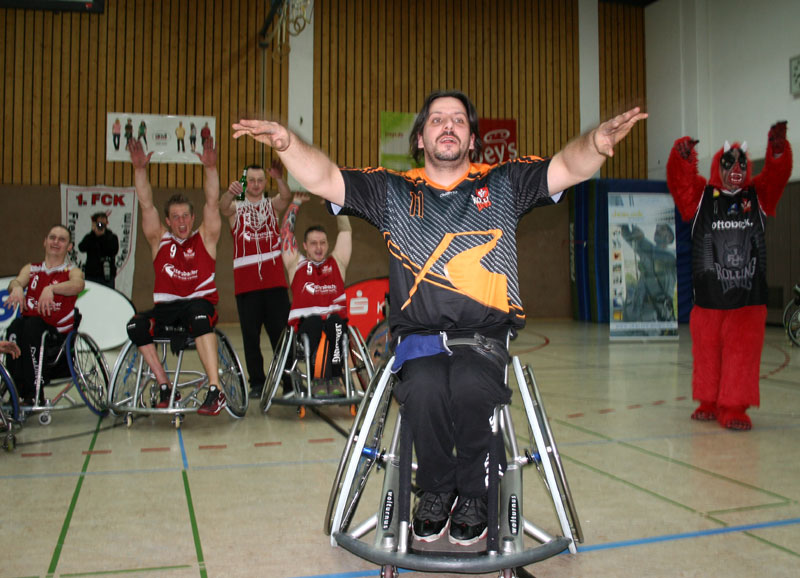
(237, 168), (247, 201)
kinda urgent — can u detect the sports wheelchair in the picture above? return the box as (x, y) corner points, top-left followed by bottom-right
(324, 350), (583, 578)
(260, 323), (375, 418)
(1, 311), (110, 426)
(0, 361), (20, 450)
(783, 284), (800, 347)
(108, 325), (248, 428)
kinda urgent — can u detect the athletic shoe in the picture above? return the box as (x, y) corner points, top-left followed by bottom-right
(311, 380), (328, 398)
(155, 384), (180, 409)
(449, 494), (488, 546)
(197, 386), (226, 416)
(411, 490), (456, 542)
(327, 378), (345, 397)
(248, 386), (263, 399)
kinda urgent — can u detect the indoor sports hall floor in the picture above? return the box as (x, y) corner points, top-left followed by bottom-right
(2, 320), (799, 578)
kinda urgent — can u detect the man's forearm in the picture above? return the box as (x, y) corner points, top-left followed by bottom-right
(134, 167), (155, 209)
(203, 166), (221, 208)
(557, 129), (607, 182)
(276, 132), (345, 205)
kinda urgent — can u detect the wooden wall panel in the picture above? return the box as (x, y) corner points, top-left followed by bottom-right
(312, 0), (605, 166)
(598, 0), (648, 179)
(0, 0), (283, 187)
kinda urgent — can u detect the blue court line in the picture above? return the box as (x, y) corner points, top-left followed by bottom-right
(284, 519), (800, 578)
(577, 516), (800, 552)
(0, 458), (341, 482)
(177, 428), (189, 470)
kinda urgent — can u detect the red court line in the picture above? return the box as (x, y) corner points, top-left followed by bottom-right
(141, 447), (171, 453)
(510, 331), (551, 355)
(762, 343), (791, 379)
(82, 450), (112, 455)
(254, 441), (282, 447)
(199, 445), (227, 450)
(570, 396), (696, 418)
(21, 452), (52, 458)
(309, 438), (335, 444)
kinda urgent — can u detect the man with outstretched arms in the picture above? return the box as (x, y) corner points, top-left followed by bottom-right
(4, 225), (85, 405)
(220, 160), (292, 399)
(125, 139), (226, 416)
(280, 193), (352, 394)
(233, 91), (645, 546)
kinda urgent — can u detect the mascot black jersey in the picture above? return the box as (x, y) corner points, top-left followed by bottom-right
(338, 157), (556, 337)
(691, 185), (768, 309)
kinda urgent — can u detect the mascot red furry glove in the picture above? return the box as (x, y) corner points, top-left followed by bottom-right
(666, 122), (792, 430)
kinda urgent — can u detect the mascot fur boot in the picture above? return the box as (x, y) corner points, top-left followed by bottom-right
(666, 122), (792, 430)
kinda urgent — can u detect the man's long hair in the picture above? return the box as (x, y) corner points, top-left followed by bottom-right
(409, 90), (482, 165)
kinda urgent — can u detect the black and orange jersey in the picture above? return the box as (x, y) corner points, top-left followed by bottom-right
(338, 157), (556, 336)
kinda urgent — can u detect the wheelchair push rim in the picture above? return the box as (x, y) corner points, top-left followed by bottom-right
(66, 332), (110, 417)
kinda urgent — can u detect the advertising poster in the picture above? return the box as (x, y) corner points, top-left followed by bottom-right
(61, 185), (138, 299)
(608, 192), (678, 340)
(106, 113), (216, 164)
(475, 118), (518, 165)
(379, 111), (420, 171)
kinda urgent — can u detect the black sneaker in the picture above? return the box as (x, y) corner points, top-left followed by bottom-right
(248, 386), (263, 399)
(411, 490), (456, 542)
(448, 494), (488, 546)
(155, 384), (180, 408)
(197, 385), (226, 416)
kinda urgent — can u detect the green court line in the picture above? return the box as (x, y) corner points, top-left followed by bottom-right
(554, 418), (794, 503)
(46, 417), (102, 577)
(59, 564), (192, 577)
(182, 470), (207, 578)
(537, 420), (800, 558)
(560, 454), (697, 514)
(705, 515), (800, 559)
(708, 501), (796, 516)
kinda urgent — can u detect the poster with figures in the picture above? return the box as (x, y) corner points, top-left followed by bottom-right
(60, 185), (138, 299)
(105, 113), (216, 164)
(608, 192), (678, 340)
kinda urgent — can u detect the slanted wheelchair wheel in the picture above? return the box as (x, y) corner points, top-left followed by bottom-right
(325, 356), (395, 536)
(788, 308), (800, 348)
(216, 330), (248, 418)
(783, 288), (800, 333)
(108, 341), (152, 417)
(261, 327), (293, 413)
(519, 362), (583, 546)
(348, 326), (374, 391)
(366, 319), (390, 362)
(0, 362), (21, 423)
(67, 332), (110, 417)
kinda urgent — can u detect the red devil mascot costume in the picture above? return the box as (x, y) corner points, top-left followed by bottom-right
(666, 122), (792, 430)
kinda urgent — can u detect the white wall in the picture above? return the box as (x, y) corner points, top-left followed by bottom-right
(646, 0), (800, 181)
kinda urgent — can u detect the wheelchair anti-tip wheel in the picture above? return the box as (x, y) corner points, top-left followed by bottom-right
(66, 332), (110, 417)
(216, 330), (248, 418)
(325, 355), (396, 536)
